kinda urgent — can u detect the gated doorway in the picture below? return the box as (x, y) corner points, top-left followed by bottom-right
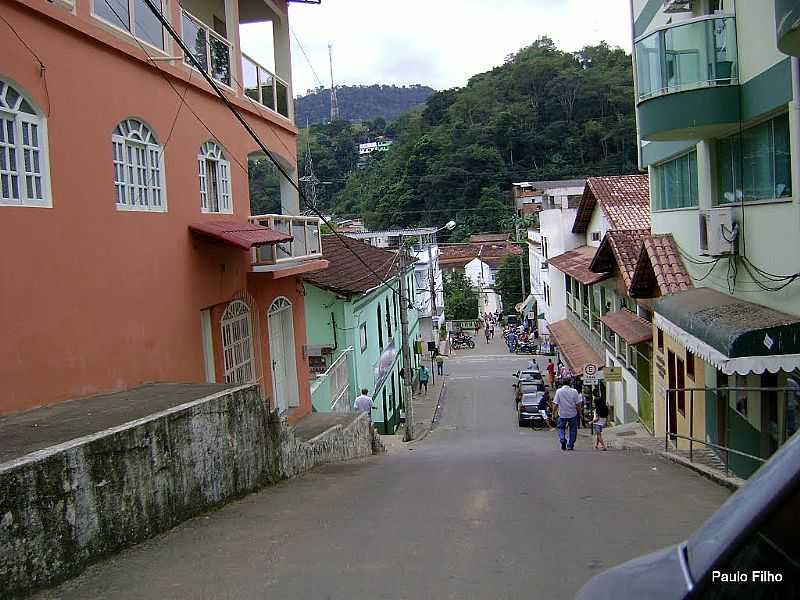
(268, 297), (299, 413)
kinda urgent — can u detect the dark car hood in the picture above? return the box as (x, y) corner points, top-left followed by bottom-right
(575, 544), (689, 600)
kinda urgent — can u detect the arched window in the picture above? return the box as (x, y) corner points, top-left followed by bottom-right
(198, 141), (231, 213)
(221, 300), (255, 384)
(112, 118), (165, 211)
(0, 80), (50, 207)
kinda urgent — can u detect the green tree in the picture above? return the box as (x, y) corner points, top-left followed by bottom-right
(443, 271), (479, 320)
(494, 250), (530, 315)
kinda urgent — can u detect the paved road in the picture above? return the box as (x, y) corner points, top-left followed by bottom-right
(34, 338), (730, 600)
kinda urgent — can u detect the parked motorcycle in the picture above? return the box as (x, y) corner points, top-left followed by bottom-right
(515, 342), (537, 354)
(451, 337), (475, 350)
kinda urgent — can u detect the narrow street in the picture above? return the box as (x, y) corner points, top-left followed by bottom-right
(36, 336), (730, 600)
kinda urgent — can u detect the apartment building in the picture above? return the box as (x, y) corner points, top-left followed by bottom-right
(630, 0), (800, 476)
(1, 0), (327, 420)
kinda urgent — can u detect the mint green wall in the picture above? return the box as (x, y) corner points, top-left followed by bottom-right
(304, 266), (420, 434)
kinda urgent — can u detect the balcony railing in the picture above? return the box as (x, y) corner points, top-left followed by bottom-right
(180, 8), (232, 87)
(249, 214), (323, 265)
(242, 53), (291, 119)
(634, 15), (738, 101)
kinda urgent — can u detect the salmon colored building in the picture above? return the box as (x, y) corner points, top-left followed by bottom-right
(0, 0), (327, 421)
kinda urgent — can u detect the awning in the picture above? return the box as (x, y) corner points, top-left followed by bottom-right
(548, 246), (609, 285)
(517, 294), (537, 315)
(548, 319), (602, 375)
(189, 220), (292, 251)
(655, 287), (800, 375)
(601, 309), (653, 345)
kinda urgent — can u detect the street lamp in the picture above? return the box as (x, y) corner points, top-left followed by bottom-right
(428, 220), (456, 318)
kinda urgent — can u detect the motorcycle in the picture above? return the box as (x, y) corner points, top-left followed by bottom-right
(515, 341), (537, 354)
(451, 337), (475, 350)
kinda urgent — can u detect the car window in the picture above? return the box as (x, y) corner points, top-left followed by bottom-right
(687, 433), (800, 582)
(694, 485), (800, 599)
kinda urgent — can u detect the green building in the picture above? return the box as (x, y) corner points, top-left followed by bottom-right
(303, 235), (421, 434)
(630, 0), (800, 476)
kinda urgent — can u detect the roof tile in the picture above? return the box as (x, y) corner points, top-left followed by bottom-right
(573, 175), (650, 233)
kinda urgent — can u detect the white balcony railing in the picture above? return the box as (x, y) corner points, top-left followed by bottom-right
(180, 8), (232, 87)
(242, 53), (291, 119)
(328, 349), (352, 411)
(249, 214), (323, 265)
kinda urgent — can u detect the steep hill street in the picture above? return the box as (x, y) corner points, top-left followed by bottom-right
(35, 337), (730, 600)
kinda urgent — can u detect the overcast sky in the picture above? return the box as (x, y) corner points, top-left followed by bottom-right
(263, 1), (633, 97)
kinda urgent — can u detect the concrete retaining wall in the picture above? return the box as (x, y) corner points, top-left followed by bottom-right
(0, 385), (381, 597)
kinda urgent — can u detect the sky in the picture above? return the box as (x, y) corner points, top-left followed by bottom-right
(245, 0), (633, 97)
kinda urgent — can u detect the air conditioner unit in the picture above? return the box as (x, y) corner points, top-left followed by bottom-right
(698, 208), (737, 256)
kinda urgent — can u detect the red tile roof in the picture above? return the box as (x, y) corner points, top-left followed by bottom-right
(189, 220), (292, 250)
(601, 310), (653, 345)
(548, 246), (609, 285)
(469, 233), (510, 243)
(572, 175), (650, 233)
(548, 320), (602, 375)
(438, 242), (522, 268)
(590, 229), (651, 292)
(630, 234), (694, 298)
(303, 235), (408, 296)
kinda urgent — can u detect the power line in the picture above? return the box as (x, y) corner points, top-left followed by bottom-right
(289, 26), (324, 89)
(1, 13), (50, 117)
(138, 0), (404, 299)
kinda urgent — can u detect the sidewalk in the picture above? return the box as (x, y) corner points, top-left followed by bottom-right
(599, 422), (745, 490)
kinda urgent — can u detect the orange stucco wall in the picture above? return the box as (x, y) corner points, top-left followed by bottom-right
(0, 1), (311, 419)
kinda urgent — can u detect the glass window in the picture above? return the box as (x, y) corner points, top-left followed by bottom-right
(652, 150), (699, 210)
(198, 141), (231, 213)
(359, 323), (368, 352)
(0, 81), (49, 207)
(112, 118), (165, 211)
(93, 0), (165, 50)
(717, 113), (792, 204)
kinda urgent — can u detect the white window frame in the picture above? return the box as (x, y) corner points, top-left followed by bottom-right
(91, 0), (167, 53)
(221, 300), (255, 384)
(0, 80), (51, 208)
(112, 118), (166, 212)
(198, 141), (232, 214)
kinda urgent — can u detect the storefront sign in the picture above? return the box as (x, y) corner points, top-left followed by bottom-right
(604, 366), (623, 382)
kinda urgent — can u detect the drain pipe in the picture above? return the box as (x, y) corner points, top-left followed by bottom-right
(793, 58), (800, 212)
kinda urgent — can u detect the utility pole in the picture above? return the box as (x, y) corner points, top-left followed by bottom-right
(398, 241), (415, 441)
(516, 220), (527, 300)
(427, 233), (438, 318)
(328, 44), (339, 121)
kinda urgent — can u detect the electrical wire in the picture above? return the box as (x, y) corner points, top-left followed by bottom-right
(290, 26), (325, 89)
(136, 0), (407, 299)
(0, 13), (50, 117)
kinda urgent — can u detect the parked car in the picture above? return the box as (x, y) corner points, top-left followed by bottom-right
(518, 392), (547, 428)
(576, 430), (800, 599)
(515, 381), (545, 405)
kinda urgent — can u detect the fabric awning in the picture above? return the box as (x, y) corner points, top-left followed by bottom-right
(654, 287), (800, 375)
(189, 220), (292, 250)
(601, 309), (653, 345)
(548, 319), (602, 375)
(548, 246), (609, 285)
(517, 294), (537, 315)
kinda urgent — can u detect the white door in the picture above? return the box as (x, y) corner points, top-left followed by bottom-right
(269, 297), (299, 412)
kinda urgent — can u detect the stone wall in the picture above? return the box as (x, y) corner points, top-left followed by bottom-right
(0, 386), (381, 597)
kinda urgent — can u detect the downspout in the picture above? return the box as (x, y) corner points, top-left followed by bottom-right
(792, 57), (800, 206)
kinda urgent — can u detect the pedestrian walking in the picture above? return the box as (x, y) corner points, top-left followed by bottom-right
(546, 359), (555, 387)
(490, 324), (495, 339)
(593, 395), (609, 450)
(485, 326), (491, 344)
(353, 389), (375, 414)
(435, 353), (445, 376)
(553, 381), (583, 451)
(419, 365), (430, 395)
(507, 330), (517, 353)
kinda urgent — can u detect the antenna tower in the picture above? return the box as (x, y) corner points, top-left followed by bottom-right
(328, 43), (339, 121)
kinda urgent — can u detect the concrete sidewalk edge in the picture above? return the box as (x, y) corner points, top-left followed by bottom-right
(413, 381), (447, 443)
(614, 439), (745, 491)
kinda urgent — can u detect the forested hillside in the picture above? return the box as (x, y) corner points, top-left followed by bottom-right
(334, 38), (640, 238)
(294, 84), (435, 126)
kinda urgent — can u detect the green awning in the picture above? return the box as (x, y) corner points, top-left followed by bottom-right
(654, 287), (800, 375)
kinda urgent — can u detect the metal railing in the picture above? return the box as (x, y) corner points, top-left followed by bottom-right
(180, 8), (232, 87)
(664, 386), (797, 479)
(249, 214), (323, 265)
(241, 53), (291, 119)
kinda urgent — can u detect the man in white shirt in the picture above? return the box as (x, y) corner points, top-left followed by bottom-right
(553, 381), (582, 451)
(354, 389), (375, 415)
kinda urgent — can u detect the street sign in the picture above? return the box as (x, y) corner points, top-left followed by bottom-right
(583, 374), (598, 386)
(604, 367), (623, 382)
(583, 363), (598, 377)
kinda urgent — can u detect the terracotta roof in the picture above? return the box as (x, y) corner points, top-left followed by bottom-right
(469, 233), (510, 243)
(590, 229), (650, 292)
(303, 235), (407, 296)
(630, 234), (693, 298)
(548, 320), (602, 375)
(548, 246), (609, 285)
(601, 310), (653, 345)
(438, 242), (522, 267)
(189, 220), (292, 250)
(572, 175), (650, 233)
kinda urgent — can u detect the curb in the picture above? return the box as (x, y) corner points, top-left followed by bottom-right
(410, 380), (447, 444)
(614, 439), (744, 491)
